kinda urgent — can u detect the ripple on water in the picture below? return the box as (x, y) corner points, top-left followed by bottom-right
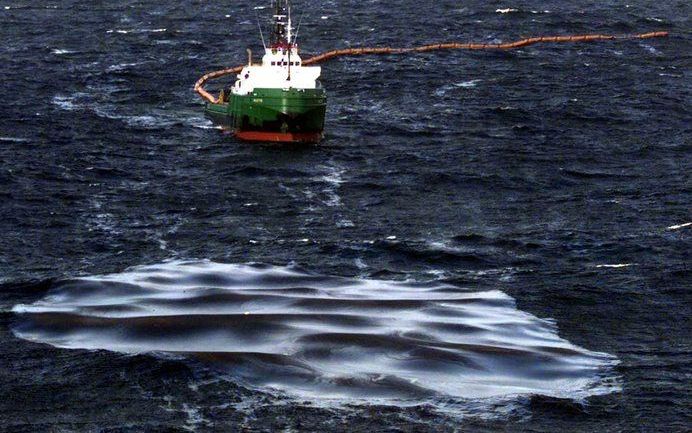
(12, 261), (619, 403)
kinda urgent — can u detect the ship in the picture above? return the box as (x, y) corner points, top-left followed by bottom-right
(205, 0), (327, 144)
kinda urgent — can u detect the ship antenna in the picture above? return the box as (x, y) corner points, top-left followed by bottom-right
(286, 0), (293, 45)
(255, 8), (267, 49)
(294, 10), (306, 46)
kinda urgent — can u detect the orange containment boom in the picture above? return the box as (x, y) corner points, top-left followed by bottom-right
(194, 31), (669, 104)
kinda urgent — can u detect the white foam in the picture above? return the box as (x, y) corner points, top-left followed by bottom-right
(667, 222), (691, 231)
(435, 80), (481, 97)
(106, 28), (166, 34)
(186, 117), (222, 130)
(316, 165), (346, 207)
(106, 62), (140, 72)
(641, 44), (662, 55)
(337, 219), (355, 228)
(51, 49), (75, 55)
(0, 136), (29, 143)
(52, 94), (82, 111)
(124, 115), (175, 128)
(457, 79), (482, 88)
(181, 403), (210, 431)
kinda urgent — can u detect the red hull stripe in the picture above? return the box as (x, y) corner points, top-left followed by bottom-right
(235, 130), (323, 144)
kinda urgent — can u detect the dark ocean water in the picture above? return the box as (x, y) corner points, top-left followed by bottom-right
(1, 0), (690, 431)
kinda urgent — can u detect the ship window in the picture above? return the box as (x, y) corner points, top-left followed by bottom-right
(271, 61), (276, 66)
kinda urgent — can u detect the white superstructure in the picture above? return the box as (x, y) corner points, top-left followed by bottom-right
(232, 48), (322, 95)
(232, 1), (321, 96)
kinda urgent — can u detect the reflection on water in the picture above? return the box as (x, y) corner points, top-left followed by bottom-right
(13, 261), (619, 401)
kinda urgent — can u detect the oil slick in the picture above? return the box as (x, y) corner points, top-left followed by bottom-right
(13, 261), (620, 404)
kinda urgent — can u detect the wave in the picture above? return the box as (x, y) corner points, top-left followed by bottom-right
(667, 222), (691, 231)
(51, 48), (76, 55)
(0, 136), (29, 143)
(106, 28), (167, 35)
(51, 93), (185, 130)
(434, 80), (482, 96)
(12, 261), (619, 403)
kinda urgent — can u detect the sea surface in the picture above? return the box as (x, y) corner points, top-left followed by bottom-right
(0, 0), (690, 432)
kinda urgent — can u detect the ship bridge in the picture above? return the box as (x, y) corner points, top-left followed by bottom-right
(232, 48), (321, 95)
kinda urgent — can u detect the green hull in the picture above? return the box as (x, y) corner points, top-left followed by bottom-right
(205, 88), (327, 135)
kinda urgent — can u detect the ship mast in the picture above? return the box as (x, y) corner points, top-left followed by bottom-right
(270, 0), (293, 48)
